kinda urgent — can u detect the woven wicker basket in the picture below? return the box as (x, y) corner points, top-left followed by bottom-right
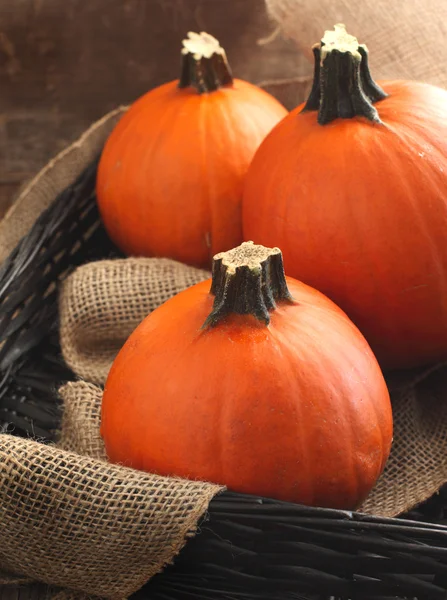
(1, 154), (447, 600)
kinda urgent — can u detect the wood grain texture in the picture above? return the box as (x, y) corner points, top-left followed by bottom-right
(0, 585), (53, 600)
(0, 0), (309, 217)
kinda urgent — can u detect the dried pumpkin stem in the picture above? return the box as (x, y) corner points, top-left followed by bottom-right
(179, 31), (233, 94)
(302, 24), (387, 125)
(203, 241), (294, 328)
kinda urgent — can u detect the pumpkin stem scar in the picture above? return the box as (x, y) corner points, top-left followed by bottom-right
(302, 24), (388, 125)
(203, 241), (295, 328)
(178, 31), (233, 94)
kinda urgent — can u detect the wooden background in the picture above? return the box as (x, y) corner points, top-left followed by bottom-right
(0, 0), (310, 219)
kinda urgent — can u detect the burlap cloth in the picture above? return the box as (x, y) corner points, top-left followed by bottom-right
(1, 7), (447, 596)
(266, 0), (447, 90)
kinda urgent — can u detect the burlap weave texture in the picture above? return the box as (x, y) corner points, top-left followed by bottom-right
(266, 0), (447, 90)
(0, 381), (221, 599)
(60, 258), (209, 385)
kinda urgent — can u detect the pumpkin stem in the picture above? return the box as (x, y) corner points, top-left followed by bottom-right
(203, 241), (294, 328)
(302, 24), (388, 125)
(179, 31), (233, 94)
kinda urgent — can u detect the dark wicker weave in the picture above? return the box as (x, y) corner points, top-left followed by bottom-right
(1, 161), (447, 600)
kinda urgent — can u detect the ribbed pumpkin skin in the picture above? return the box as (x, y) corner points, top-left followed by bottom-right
(243, 81), (447, 370)
(101, 277), (392, 510)
(96, 80), (287, 268)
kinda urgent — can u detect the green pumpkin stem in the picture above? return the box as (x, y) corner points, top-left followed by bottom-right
(179, 31), (233, 94)
(302, 24), (387, 125)
(203, 241), (294, 328)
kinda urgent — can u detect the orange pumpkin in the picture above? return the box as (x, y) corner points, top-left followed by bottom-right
(96, 32), (287, 268)
(101, 241), (393, 510)
(242, 24), (447, 370)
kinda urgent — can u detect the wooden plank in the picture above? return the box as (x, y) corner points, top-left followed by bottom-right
(0, 183), (20, 217)
(0, 584), (49, 600)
